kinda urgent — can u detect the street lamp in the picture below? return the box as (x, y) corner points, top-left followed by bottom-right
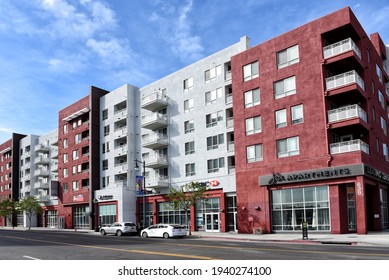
(134, 159), (146, 229)
(92, 198), (99, 232)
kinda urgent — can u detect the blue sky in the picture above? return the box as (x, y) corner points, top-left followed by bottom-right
(0, 0), (388, 143)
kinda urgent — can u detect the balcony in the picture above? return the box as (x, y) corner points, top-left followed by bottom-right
(51, 150), (58, 159)
(114, 127), (127, 139)
(325, 70), (365, 91)
(227, 141), (235, 152)
(115, 108), (127, 121)
(34, 195), (50, 202)
(114, 144), (128, 155)
(141, 92), (168, 111)
(323, 38), (361, 60)
(34, 156), (50, 165)
(145, 155), (169, 168)
(225, 70), (232, 81)
(34, 181), (50, 189)
(330, 139), (369, 155)
(226, 117), (234, 129)
(328, 104), (367, 124)
(50, 164), (58, 172)
(146, 175), (169, 188)
(35, 144), (50, 153)
(142, 133), (169, 149)
(225, 94), (233, 105)
(34, 169), (50, 177)
(114, 163), (128, 174)
(141, 113), (168, 130)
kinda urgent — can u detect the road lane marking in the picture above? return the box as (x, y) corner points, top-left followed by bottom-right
(3, 235), (217, 260)
(23, 255), (41, 260)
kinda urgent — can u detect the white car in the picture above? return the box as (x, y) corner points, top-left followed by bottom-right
(99, 222), (137, 236)
(141, 224), (187, 238)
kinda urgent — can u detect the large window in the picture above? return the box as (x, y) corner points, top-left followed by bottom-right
(184, 120), (194, 133)
(244, 88), (260, 108)
(74, 206), (90, 229)
(243, 61), (259, 81)
(246, 144), (263, 163)
(206, 111), (223, 127)
(207, 157), (225, 173)
(158, 202), (188, 226)
(347, 186), (356, 230)
(98, 204), (117, 227)
(245, 116), (261, 135)
(277, 45), (299, 69)
(185, 163), (195, 177)
(207, 134), (224, 150)
(274, 76), (296, 99)
(277, 136), (299, 158)
(185, 141), (195, 155)
(271, 186), (330, 231)
(205, 65), (221, 83)
(205, 88), (222, 105)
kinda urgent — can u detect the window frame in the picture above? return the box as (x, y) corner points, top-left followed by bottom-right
(243, 61), (259, 82)
(245, 116), (262, 135)
(277, 136), (300, 158)
(246, 144), (263, 163)
(244, 88), (260, 108)
(291, 104), (304, 124)
(277, 45), (299, 69)
(274, 76), (296, 99)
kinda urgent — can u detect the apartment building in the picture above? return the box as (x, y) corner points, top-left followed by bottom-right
(232, 7), (389, 234)
(96, 84), (140, 227)
(0, 133), (25, 226)
(57, 86), (109, 230)
(136, 36), (250, 232)
(18, 130), (59, 228)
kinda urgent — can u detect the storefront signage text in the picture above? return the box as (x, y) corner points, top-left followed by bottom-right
(364, 165), (389, 183)
(199, 180), (220, 187)
(98, 195), (114, 201)
(267, 168), (351, 185)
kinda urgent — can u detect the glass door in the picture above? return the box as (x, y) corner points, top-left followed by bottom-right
(205, 213), (220, 232)
(381, 188), (388, 229)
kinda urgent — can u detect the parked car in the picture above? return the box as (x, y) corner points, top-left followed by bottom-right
(99, 222), (137, 236)
(141, 224), (187, 239)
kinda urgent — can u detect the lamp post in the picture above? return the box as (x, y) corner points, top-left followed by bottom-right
(134, 159), (146, 228)
(93, 198), (99, 232)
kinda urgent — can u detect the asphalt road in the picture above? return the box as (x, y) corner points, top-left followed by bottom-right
(1, 229), (389, 260)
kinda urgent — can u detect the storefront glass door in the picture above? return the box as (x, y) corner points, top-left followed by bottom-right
(205, 213), (220, 232)
(381, 188), (388, 229)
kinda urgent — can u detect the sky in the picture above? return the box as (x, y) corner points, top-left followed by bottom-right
(0, 0), (389, 143)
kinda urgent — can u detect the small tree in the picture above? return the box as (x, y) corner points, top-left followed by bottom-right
(166, 181), (208, 235)
(0, 199), (17, 228)
(17, 196), (43, 230)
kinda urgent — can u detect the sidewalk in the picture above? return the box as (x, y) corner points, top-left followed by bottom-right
(2, 226), (389, 247)
(190, 230), (389, 247)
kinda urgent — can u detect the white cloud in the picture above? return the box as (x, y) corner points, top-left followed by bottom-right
(149, 0), (204, 62)
(86, 38), (132, 66)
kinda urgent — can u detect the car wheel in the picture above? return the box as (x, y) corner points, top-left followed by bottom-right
(116, 230), (123, 236)
(163, 232), (169, 239)
(142, 232), (148, 238)
(100, 229), (106, 236)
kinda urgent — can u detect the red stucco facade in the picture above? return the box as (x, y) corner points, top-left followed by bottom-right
(232, 7), (389, 234)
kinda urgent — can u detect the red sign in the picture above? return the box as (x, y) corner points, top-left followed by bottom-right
(208, 180), (220, 187)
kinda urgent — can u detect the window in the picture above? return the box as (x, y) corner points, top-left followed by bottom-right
(205, 65), (221, 83)
(72, 150), (78, 160)
(72, 166), (76, 175)
(277, 136), (300, 158)
(102, 160), (108, 170)
(274, 76), (296, 99)
(63, 124), (68, 134)
(244, 88), (260, 108)
(205, 88), (222, 105)
(206, 111), (223, 127)
(185, 163), (195, 176)
(102, 109), (108, 120)
(63, 168), (68, 178)
(184, 98), (194, 112)
(183, 77), (194, 91)
(291, 104), (304, 124)
(275, 109), (287, 128)
(63, 139), (68, 148)
(277, 45), (299, 69)
(184, 120), (194, 133)
(207, 157), (225, 173)
(72, 181), (79, 191)
(102, 176), (109, 188)
(243, 61), (259, 81)
(207, 134), (224, 150)
(246, 144), (263, 163)
(245, 116), (261, 135)
(378, 90), (385, 109)
(185, 141), (195, 155)
(104, 125), (110, 136)
(376, 64), (383, 83)
(381, 116), (387, 136)
(75, 134), (81, 144)
(63, 183), (68, 192)
(383, 143), (389, 161)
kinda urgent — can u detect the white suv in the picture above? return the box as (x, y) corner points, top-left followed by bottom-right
(99, 222), (137, 236)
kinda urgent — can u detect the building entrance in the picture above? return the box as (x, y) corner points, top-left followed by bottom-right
(205, 213), (220, 232)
